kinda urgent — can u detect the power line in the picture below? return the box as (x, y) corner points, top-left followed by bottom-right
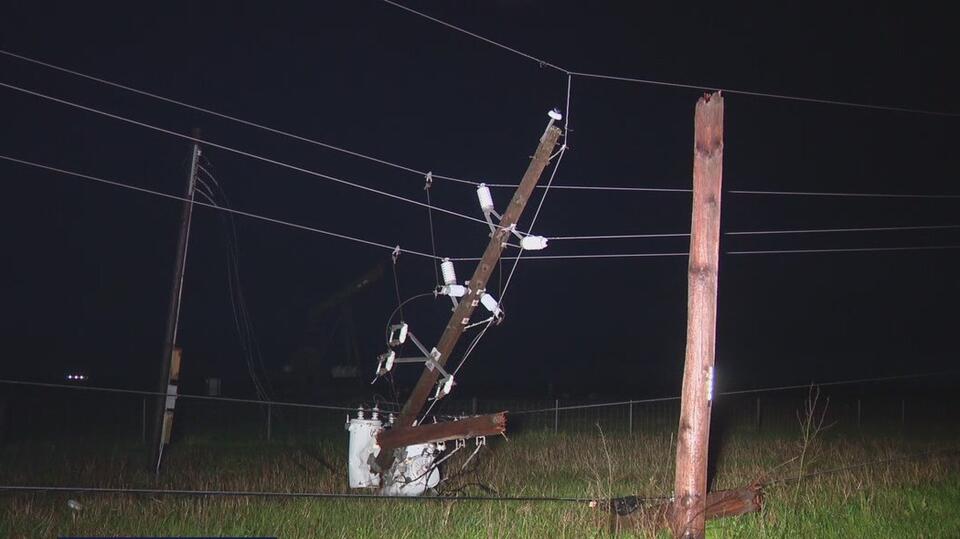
(550, 224), (960, 241)
(727, 245), (960, 256)
(378, 1), (960, 117)
(452, 251), (689, 262)
(452, 244), (960, 261)
(0, 484), (596, 504)
(0, 49), (482, 187)
(379, 0), (567, 73)
(568, 71), (960, 118)
(0, 154), (440, 260)
(730, 189), (960, 199)
(727, 224), (960, 236)
(0, 80), (498, 230)
(4, 55), (955, 197)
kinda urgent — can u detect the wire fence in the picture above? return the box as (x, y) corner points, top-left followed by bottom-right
(2, 372), (957, 446)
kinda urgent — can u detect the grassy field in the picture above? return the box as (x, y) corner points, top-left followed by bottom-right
(1, 423), (959, 537)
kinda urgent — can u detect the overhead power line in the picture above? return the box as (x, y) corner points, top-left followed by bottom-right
(452, 244), (960, 261)
(726, 245), (960, 256)
(5, 52), (959, 197)
(380, 1), (960, 117)
(730, 189), (960, 199)
(0, 154), (440, 260)
(0, 49), (484, 187)
(551, 223), (960, 241)
(0, 80), (498, 230)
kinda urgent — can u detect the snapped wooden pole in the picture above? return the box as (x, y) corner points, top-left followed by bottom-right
(379, 122), (562, 473)
(671, 92), (724, 539)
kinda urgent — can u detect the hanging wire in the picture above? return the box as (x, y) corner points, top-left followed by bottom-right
(424, 173), (441, 286)
(198, 163), (272, 399)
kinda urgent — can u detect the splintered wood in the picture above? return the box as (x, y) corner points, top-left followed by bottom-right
(377, 412), (507, 454)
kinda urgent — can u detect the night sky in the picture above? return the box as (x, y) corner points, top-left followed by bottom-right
(2, 2), (957, 402)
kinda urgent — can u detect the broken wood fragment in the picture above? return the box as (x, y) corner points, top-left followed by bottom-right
(608, 482), (763, 534)
(376, 412), (507, 454)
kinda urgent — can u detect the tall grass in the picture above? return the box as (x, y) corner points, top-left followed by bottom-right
(1, 424), (958, 537)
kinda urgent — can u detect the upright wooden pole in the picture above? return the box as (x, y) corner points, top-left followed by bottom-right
(671, 92), (724, 539)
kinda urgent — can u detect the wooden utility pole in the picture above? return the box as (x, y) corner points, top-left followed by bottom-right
(671, 93), (724, 539)
(151, 129), (201, 474)
(379, 123), (562, 471)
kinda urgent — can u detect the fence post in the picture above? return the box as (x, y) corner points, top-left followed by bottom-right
(755, 397), (761, 432)
(554, 399), (559, 434)
(266, 403), (272, 441)
(856, 399), (862, 429)
(141, 396), (147, 444)
(900, 399), (906, 430)
(628, 401), (633, 434)
(472, 396), (478, 415)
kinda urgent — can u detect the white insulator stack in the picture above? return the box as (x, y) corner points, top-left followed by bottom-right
(476, 183), (495, 214)
(440, 258), (458, 286)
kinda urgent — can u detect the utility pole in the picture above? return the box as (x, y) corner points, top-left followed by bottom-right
(151, 128), (201, 474)
(671, 92), (724, 539)
(379, 121), (562, 471)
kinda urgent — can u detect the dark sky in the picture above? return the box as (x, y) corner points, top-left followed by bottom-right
(1, 2), (957, 401)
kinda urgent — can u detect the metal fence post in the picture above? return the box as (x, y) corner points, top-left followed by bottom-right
(141, 396), (147, 443)
(856, 399), (862, 429)
(554, 399), (559, 433)
(266, 403), (272, 441)
(755, 397), (761, 432)
(628, 400), (633, 434)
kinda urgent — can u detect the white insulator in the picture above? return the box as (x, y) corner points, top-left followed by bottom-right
(476, 183), (495, 214)
(520, 235), (549, 251)
(442, 284), (467, 298)
(440, 258), (457, 286)
(548, 108), (563, 121)
(480, 293), (501, 316)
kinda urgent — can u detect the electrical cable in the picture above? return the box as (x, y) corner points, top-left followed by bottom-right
(199, 164), (272, 399)
(0, 484), (598, 504)
(424, 176), (441, 286)
(0, 49), (481, 188)
(377, 1), (960, 117)
(730, 189), (960, 199)
(549, 224), (960, 241)
(0, 80), (501, 230)
(0, 153), (440, 260)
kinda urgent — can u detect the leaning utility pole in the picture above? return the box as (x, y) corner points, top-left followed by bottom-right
(671, 92), (724, 539)
(151, 128), (202, 474)
(379, 122), (562, 470)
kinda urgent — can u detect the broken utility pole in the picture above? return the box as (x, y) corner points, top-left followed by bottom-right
(378, 121), (563, 471)
(671, 92), (724, 539)
(377, 412), (506, 454)
(151, 128), (201, 475)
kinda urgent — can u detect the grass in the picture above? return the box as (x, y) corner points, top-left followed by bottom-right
(1, 423), (958, 537)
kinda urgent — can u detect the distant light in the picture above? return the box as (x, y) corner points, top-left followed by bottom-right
(66, 373), (87, 382)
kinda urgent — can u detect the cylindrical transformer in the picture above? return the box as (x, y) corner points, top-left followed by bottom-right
(476, 183), (495, 213)
(440, 258), (457, 286)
